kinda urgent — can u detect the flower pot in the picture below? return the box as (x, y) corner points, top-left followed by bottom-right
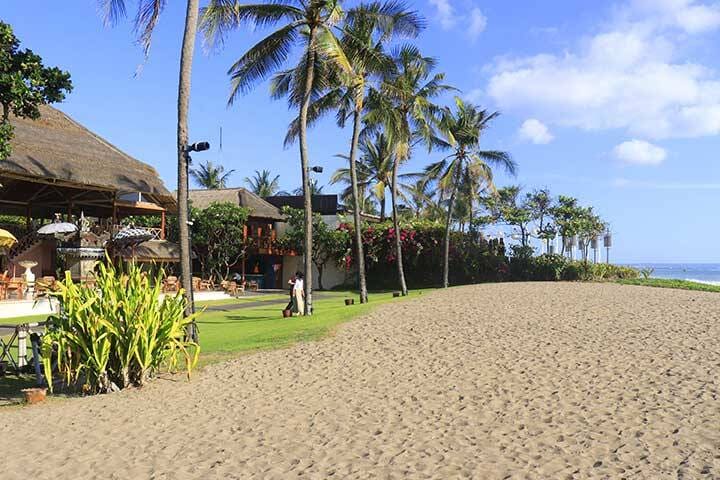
(21, 388), (47, 405)
(393, 291), (401, 298)
(344, 298), (354, 306)
(282, 309), (293, 318)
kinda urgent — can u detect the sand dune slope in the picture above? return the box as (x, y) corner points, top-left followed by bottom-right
(1, 283), (718, 479)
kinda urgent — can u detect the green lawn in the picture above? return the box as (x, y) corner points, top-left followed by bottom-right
(196, 290), (429, 366)
(617, 278), (720, 293)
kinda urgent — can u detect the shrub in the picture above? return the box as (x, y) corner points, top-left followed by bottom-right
(530, 254), (568, 281)
(41, 261), (199, 394)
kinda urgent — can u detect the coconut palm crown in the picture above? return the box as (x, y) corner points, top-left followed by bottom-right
(425, 96), (517, 288)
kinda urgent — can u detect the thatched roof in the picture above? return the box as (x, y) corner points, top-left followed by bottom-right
(264, 194), (340, 215)
(189, 188), (284, 221)
(4, 105), (174, 209)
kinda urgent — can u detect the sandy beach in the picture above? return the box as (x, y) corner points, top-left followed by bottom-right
(1, 282), (718, 479)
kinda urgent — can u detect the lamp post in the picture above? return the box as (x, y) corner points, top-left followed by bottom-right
(603, 231), (612, 264)
(183, 141), (209, 341)
(591, 235), (599, 263)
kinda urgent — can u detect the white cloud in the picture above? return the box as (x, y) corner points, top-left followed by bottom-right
(468, 8), (487, 40)
(428, 1), (488, 40)
(429, 0), (456, 29)
(484, 1), (720, 140)
(613, 139), (667, 165)
(518, 119), (554, 144)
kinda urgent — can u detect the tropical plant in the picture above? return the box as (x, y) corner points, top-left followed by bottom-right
(191, 160), (235, 189)
(283, 4), (422, 302)
(190, 202), (251, 281)
(277, 207), (350, 290)
(425, 97), (516, 288)
(244, 169), (281, 196)
(292, 178), (324, 195)
(41, 261), (199, 394)
(201, 0), (363, 315)
(484, 186), (532, 246)
(364, 45), (453, 295)
(101, 0), (203, 338)
(0, 21), (73, 160)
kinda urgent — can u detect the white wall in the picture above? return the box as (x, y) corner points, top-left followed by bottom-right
(277, 214), (352, 290)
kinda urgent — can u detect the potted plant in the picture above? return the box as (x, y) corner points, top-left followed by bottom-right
(344, 298), (354, 306)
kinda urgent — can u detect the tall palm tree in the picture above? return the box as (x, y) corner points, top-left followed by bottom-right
(280, 3), (422, 304)
(100, 0), (202, 338)
(332, 133), (418, 220)
(191, 160), (235, 189)
(244, 169), (281, 196)
(365, 45), (453, 295)
(426, 97), (516, 288)
(201, 0), (354, 316)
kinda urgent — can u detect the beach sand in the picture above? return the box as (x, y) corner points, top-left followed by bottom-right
(1, 282), (718, 479)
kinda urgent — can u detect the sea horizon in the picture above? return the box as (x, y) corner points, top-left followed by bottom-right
(625, 263), (720, 285)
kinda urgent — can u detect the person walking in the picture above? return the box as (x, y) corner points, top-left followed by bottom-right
(291, 271), (305, 316)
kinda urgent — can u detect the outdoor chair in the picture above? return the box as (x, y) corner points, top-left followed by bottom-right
(192, 276), (203, 291)
(34, 276), (56, 298)
(163, 276), (179, 293)
(6, 278), (26, 300)
(200, 278), (214, 291)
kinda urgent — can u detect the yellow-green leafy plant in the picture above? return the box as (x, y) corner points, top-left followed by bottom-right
(41, 260), (199, 394)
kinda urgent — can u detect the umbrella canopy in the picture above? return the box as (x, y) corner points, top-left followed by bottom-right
(0, 229), (17, 249)
(111, 227), (154, 247)
(37, 221), (78, 235)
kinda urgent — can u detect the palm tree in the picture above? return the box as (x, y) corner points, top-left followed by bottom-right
(101, 0), (202, 338)
(191, 160), (235, 189)
(244, 169), (281, 196)
(364, 45), (453, 295)
(201, 0), (354, 316)
(332, 133), (418, 220)
(426, 97), (516, 288)
(279, 3), (422, 304)
(402, 177), (434, 218)
(293, 179), (324, 195)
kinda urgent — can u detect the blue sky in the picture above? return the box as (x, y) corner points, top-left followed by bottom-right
(4, 0), (720, 263)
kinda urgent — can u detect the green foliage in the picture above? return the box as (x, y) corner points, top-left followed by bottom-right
(277, 207), (351, 289)
(244, 169), (280, 197)
(41, 261), (199, 394)
(190, 160), (234, 189)
(640, 267), (654, 279)
(190, 202), (250, 281)
(0, 21), (73, 159)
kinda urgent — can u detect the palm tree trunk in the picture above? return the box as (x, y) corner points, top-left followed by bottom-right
(379, 195), (385, 221)
(349, 107), (368, 303)
(391, 156), (408, 296)
(443, 167), (461, 288)
(177, 0), (200, 341)
(299, 34), (316, 315)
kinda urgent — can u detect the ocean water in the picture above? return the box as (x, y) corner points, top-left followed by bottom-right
(627, 263), (720, 285)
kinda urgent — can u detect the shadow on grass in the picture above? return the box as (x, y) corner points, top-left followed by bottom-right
(0, 375), (36, 406)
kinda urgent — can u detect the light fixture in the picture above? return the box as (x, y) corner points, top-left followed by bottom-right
(186, 141), (210, 153)
(311, 166), (323, 174)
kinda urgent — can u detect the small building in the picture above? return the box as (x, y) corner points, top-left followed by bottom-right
(1, 105), (176, 281)
(189, 188), (288, 289)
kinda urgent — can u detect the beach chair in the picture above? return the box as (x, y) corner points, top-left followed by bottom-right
(163, 276), (179, 293)
(5, 278), (26, 300)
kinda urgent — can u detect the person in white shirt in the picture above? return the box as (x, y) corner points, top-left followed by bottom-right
(291, 271), (305, 316)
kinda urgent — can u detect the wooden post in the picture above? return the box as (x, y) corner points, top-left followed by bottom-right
(17, 327), (27, 368)
(111, 200), (117, 230)
(160, 210), (166, 240)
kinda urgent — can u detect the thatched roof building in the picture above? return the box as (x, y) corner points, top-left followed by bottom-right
(1, 105), (174, 218)
(189, 188), (284, 221)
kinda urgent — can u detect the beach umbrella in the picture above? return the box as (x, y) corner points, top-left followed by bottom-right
(0, 229), (17, 249)
(38, 218), (78, 235)
(111, 227), (154, 247)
